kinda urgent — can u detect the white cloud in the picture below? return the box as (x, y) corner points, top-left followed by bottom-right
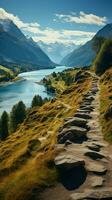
(0, 8), (96, 45)
(55, 12), (107, 26)
(62, 30), (95, 37)
(0, 8), (40, 32)
(32, 28), (95, 45)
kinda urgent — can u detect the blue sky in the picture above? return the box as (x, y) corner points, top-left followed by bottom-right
(0, 0), (111, 45)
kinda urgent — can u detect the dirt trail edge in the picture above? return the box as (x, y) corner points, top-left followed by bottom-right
(40, 74), (112, 200)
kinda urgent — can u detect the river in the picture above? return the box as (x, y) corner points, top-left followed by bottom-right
(0, 66), (66, 114)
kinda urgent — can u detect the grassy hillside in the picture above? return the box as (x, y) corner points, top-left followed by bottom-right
(0, 65), (16, 82)
(94, 40), (112, 75)
(100, 67), (112, 142)
(0, 69), (92, 200)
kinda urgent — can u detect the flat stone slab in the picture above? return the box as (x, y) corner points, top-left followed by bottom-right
(90, 176), (104, 187)
(55, 154), (85, 169)
(70, 188), (112, 200)
(86, 162), (107, 175)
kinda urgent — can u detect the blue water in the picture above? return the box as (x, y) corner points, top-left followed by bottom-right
(0, 66), (66, 114)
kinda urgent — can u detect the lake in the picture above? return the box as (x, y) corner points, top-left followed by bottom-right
(0, 66), (66, 114)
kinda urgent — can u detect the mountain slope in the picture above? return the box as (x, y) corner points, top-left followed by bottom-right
(0, 69), (92, 200)
(61, 24), (112, 67)
(0, 19), (54, 70)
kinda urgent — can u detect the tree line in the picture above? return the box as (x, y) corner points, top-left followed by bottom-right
(0, 95), (49, 141)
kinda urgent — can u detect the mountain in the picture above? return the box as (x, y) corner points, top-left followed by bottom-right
(61, 24), (112, 67)
(0, 19), (55, 70)
(38, 41), (79, 64)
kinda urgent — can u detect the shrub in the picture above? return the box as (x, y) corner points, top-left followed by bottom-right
(31, 95), (43, 108)
(10, 101), (26, 132)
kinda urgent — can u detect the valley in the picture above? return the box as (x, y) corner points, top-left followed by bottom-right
(0, 66), (111, 200)
(0, 2), (112, 200)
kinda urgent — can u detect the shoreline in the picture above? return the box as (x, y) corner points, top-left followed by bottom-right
(0, 76), (24, 87)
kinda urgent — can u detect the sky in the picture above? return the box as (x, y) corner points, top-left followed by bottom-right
(0, 0), (112, 45)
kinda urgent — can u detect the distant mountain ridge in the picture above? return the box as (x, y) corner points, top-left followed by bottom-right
(61, 23), (112, 67)
(0, 19), (55, 70)
(38, 41), (79, 63)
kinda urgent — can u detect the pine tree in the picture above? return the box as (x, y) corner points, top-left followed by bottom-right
(31, 95), (43, 108)
(10, 101), (26, 132)
(0, 111), (9, 140)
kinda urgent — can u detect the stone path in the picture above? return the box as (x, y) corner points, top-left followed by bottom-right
(40, 74), (112, 200)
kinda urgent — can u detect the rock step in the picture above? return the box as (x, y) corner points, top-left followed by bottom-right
(63, 117), (88, 129)
(70, 188), (112, 200)
(83, 92), (93, 97)
(74, 112), (92, 120)
(90, 176), (104, 188)
(86, 143), (100, 152)
(79, 105), (94, 111)
(55, 154), (85, 169)
(58, 126), (87, 144)
(84, 96), (95, 102)
(86, 162), (107, 175)
(77, 109), (91, 113)
(92, 141), (108, 148)
(58, 131), (87, 144)
(85, 151), (105, 160)
(80, 102), (92, 107)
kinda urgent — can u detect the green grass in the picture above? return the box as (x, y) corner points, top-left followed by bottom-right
(0, 69), (92, 200)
